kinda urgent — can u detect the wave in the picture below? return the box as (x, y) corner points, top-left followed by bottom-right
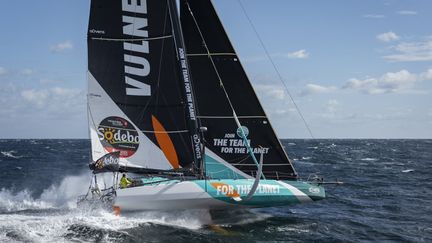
(0, 189), (54, 212)
(0, 173), (92, 212)
(0, 172), (275, 242)
(1, 150), (23, 159)
(0, 206), (247, 242)
(401, 169), (414, 173)
(0, 173), (220, 242)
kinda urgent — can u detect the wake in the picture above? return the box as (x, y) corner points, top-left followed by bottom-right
(0, 172), (273, 242)
(0, 173), (92, 213)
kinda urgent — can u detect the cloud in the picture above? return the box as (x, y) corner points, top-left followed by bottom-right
(255, 84), (285, 100)
(326, 99), (339, 113)
(363, 14), (385, 19)
(40, 78), (62, 84)
(376, 32), (400, 42)
(21, 89), (49, 107)
(50, 41), (73, 53)
(20, 68), (34, 76)
(243, 49), (310, 62)
(420, 68), (432, 80)
(300, 84), (337, 96)
(0, 67), (7, 76)
(343, 69), (425, 94)
(302, 68), (432, 96)
(287, 49), (309, 59)
(383, 39), (432, 62)
(21, 87), (83, 109)
(396, 10), (417, 15)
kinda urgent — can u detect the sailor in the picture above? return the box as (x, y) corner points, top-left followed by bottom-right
(120, 173), (132, 188)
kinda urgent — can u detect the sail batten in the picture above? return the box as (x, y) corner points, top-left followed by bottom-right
(91, 35), (174, 41)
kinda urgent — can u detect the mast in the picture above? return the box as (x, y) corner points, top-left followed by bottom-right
(167, 0), (203, 174)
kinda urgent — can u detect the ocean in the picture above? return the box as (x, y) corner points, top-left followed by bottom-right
(0, 139), (431, 242)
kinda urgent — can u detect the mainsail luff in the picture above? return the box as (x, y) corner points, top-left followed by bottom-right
(180, 0), (298, 179)
(166, 0), (203, 173)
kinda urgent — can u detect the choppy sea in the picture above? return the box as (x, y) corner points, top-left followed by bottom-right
(0, 139), (431, 242)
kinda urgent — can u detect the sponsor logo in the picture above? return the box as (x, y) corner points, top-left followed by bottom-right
(211, 182), (281, 201)
(178, 48), (201, 160)
(212, 127), (270, 155)
(308, 187), (321, 194)
(236, 126), (249, 138)
(97, 116), (139, 158)
(89, 29), (105, 34)
(211, 182), (241, 201)
(122, 0), (151, 97)
(95, 153), (119, 169)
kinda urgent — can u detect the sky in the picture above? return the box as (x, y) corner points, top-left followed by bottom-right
(0, 0), (431, 139)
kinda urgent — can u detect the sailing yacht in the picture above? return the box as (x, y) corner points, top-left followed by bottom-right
(81, 0), (325, 211)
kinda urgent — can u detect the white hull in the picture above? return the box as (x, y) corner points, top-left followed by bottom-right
(114, 179), (325, 211)
(115, 181), (229, 211)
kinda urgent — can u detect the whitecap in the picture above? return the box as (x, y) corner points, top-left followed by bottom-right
(0, 189), (54, 212)
(0, 173), (93, 212)
(361, 158), (377, 161)
(1, 151), (23, 159)
(401, 169), (414, 173)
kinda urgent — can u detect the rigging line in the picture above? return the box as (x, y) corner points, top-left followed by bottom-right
(237, 0), (315, 139)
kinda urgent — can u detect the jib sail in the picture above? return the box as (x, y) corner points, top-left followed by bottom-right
(180, 0), (297, 179)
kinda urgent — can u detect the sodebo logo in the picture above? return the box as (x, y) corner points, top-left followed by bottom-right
(98, 116), (139, 158)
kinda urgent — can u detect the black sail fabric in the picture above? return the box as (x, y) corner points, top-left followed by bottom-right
(180, 0), (297, 179)
(88, 0), (195, 169)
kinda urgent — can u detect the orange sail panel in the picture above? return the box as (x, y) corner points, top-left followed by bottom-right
(151, 115), (180, 169)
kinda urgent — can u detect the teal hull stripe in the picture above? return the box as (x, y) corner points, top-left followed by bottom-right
(194, 179), (325, 207)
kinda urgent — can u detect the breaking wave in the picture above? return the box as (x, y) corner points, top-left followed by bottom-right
(1, 151), (23, 159)
(0, 173), (92, 212)
(0, 172), (272, 242)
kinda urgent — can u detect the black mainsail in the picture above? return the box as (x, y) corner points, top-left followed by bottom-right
(87, 0), (200, 171)
(180, 0), (297, 180)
